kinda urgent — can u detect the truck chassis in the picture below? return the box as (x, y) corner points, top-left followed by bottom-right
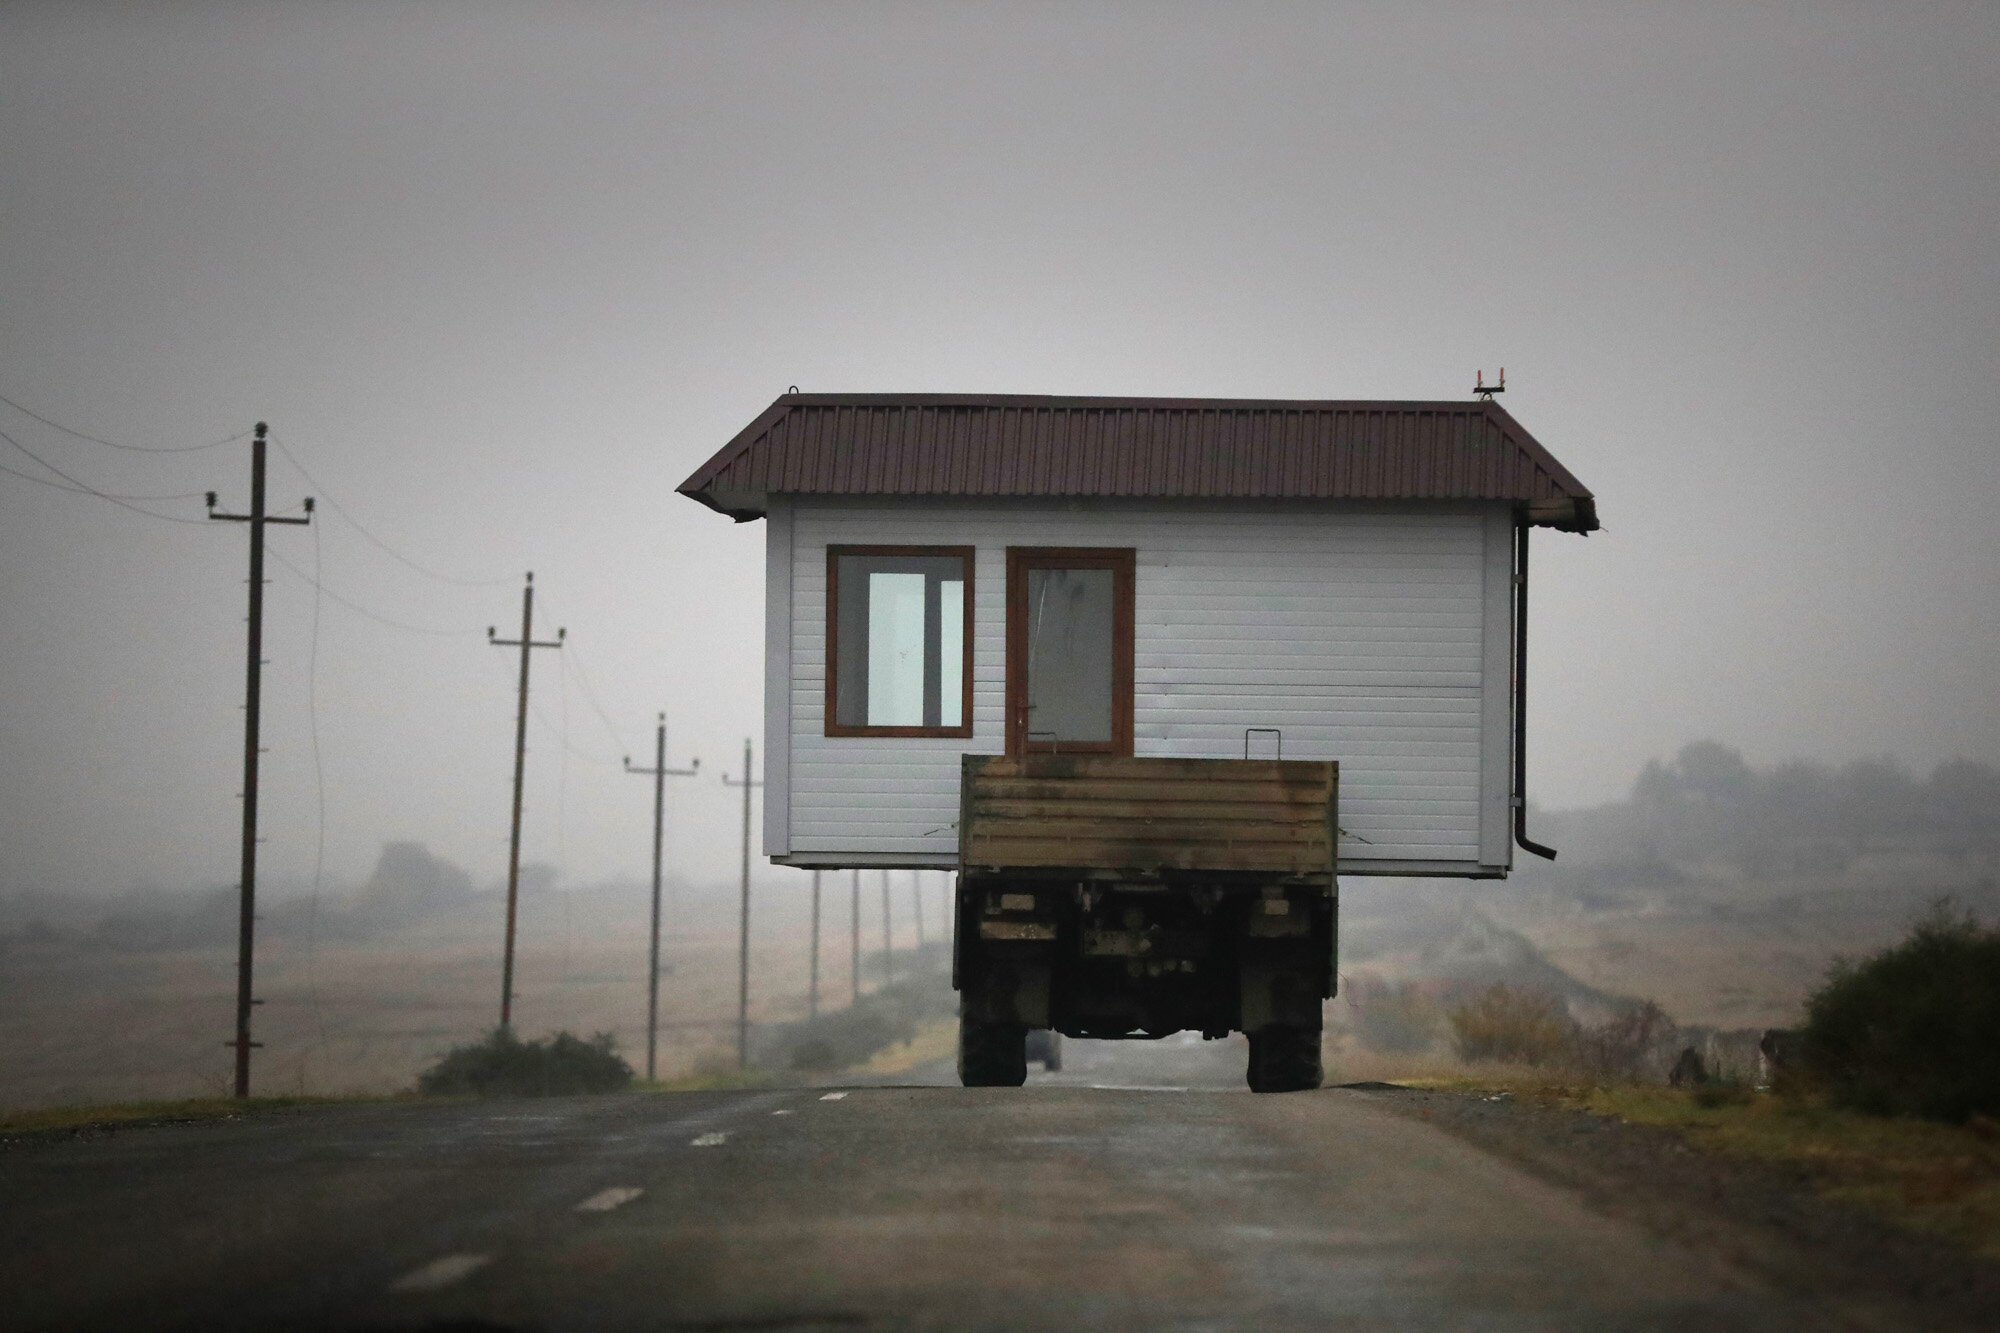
(953, 754), (1338, 1093)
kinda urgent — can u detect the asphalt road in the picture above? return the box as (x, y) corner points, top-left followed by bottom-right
(4, 1039), (1880, 1331)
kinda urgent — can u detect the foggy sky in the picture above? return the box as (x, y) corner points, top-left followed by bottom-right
(3, 2), (1996, 902)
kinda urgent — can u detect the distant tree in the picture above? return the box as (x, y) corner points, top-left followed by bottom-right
(354, 842), (475, 923)
(1673, 742), (1755, 807)
(1927, 759), (2000, 852)
(1836, 758), (1919, 852)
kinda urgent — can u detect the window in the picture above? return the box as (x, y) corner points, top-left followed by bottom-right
(827, 546), (974, 736)
(1005, 547), (1134, 756)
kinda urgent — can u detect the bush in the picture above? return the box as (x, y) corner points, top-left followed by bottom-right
(417, 1028), (634, 1097)
(1801, 904), (2000, 1121)
(1343, 976), (1445, 1054)
(1572, 1000), (1674, 1082)
(1447, 984), (1575, 1066)
(754, 968), (956, 1073)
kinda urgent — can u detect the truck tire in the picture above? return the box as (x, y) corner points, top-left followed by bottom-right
(959, 1013), (1028, 1087)
(1246, 1027), (1323, 1093)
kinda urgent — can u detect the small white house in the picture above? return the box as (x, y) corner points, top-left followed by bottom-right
(678, 392), (1595, 879)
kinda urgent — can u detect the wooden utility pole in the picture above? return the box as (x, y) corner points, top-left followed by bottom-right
(808, 870), (822, 1020)
(722, 739), (761, 1067)
(880, 869), (894, 988)
(850, 869), (861, 1004)
(207, 422), (312, 1099)
(624, 712), (697, 1081)
(488, 574), (563, 1031)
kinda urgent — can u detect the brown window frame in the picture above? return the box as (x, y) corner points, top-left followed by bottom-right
(1005, 547), (1135, 758)
(824, 545), (976, 739)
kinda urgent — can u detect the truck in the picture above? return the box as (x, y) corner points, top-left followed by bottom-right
(953, 753), (1338, 1092)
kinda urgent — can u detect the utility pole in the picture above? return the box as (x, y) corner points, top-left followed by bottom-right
(911, 869), (926, 952)
(488, 574), (563, 1031)
(721, 739), (761, 1067)
(624, 712), (697, 1081)
(808, 870), (822, 1020)
(207, 422), (312, 1100)
(880, 869), (895, 988)
(850, 868), (861, 1005)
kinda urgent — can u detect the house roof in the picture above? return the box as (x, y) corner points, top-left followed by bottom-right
(677, 393), (1597, 532)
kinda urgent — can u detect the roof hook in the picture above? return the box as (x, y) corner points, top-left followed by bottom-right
(787, 384), (800, 395)
(1475, 368), (1505, 399)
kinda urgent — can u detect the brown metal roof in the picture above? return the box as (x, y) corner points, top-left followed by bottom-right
(679, 393), (1597, 532)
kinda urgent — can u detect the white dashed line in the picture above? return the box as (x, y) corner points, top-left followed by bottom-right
(771, 1108), (794, 1116)
(388, 1253), (492, 1294)
(819, 1091), (847, 1101)
(691, 1131), (729, 1146)
(575, 1186), (643, 1212)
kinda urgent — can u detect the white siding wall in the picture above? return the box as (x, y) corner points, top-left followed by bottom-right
(776, 498), (1513, 875)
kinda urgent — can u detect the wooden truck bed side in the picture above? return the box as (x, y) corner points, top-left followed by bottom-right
(958, 754), (1338, 883)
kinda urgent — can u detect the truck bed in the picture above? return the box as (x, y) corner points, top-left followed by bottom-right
(958, 754), (1338, 883)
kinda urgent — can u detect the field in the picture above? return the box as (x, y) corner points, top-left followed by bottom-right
(0, 877), (921, 1109)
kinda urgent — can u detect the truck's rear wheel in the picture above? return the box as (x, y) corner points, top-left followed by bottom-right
(1246, 1027), (1323, 1093)
(959, 1013), (1028, 1087)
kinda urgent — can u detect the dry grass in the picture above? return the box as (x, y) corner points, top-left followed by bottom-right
(1564, 1086), (2000, 1258)
(0, 1094), (386, 1137)
(852, 1019), (959, 1077)
(0, 897), (885, 1110)
(1377, 1064), (2000, 1262)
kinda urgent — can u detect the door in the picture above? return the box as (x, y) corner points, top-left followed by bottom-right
(1005, 547), (1135, 756)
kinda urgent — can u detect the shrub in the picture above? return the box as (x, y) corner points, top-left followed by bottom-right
(1572, 1000), (1674, 1082)
(1801, 903), (2000, 1121)
(1447, 984), (1576, 1066)
(1343, 976), (1444, 1054)
(753, 969), (955, 1073)
(417, 1028), (633, 1097)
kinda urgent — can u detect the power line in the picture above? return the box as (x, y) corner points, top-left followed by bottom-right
(0, 388), (248, 453)
(0, 457), (208, 502)
(269, 433), (513, 588)
(265, 544), (487, 638)
(0, 425), (212, 524)
(527, 692), (624, 767)
(563, 644), (631, 753)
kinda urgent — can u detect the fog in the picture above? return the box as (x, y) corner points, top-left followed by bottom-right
(3, 1), (1997, 910)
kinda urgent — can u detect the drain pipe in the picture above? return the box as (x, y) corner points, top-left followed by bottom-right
(1514, 517), (1558, 860)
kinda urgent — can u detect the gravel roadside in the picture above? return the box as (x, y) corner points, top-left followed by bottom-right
(1360, 1083), (2000, 1331)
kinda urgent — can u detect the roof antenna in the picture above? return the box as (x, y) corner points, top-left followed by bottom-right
(1474, 367), (1505, 399)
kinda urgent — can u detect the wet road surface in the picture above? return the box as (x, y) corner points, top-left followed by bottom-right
(4, 1039), (1880, 1331)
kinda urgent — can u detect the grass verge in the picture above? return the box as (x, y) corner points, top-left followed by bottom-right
(851, 1019), (959, 1077)
(1563, 1085), (2000, 1258)
(1400, 1070), (2000, 1261)
(0, 1094), (388, 1137)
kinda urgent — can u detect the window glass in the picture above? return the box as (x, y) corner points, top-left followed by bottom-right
(1024, 566), (1114, 743)
(938, 580), (964, 728)
(834, 552), (969, 730)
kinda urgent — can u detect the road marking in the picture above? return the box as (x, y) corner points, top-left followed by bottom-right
(388, 1253), (492, 1294)
(1088, 1084), (1189, 1092)
(771, 1108), (794, 1116)
(819, 1091), (847, 1101)
(691, 1131), (729, 1146)
(575, 1186), (643, 1212)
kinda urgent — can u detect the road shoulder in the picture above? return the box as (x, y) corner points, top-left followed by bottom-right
(1358, 1084), (2000, 1331)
